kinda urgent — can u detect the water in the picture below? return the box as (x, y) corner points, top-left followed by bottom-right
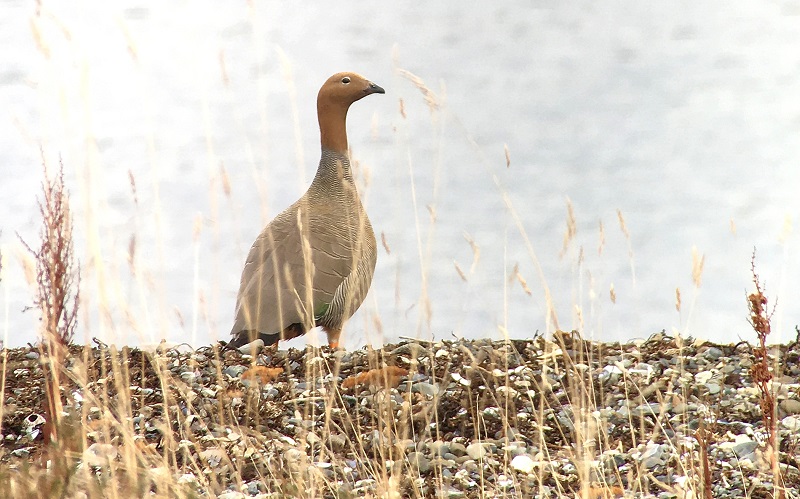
(1, 1), (798, 348)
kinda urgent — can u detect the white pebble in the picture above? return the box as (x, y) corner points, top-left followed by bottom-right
(510, 454), (536, 474)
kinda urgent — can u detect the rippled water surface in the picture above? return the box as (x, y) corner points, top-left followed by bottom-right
(2, 1), (799, 347)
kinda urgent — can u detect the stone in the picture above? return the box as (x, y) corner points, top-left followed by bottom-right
(779, 398), (800, 415)
(510, 454), (536, 474)
(407, 451), (431, 474)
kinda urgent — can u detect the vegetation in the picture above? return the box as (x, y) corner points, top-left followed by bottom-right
(0, 70), (796, 498)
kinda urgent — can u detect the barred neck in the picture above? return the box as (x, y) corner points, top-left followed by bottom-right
(310, 148), (355, 193)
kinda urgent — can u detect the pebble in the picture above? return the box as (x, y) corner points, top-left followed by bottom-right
(82, 443), (118, 467)
(412, 382), (440, 398)
(510, 454), (535, 474)
(781, 415), (800, 430)
(223, 366), (246, 378)
(200, 448), (226, 468)
(10, 448), (31, 458)
(598, 364), (623, 384)
(449, 442), (467, 457)
(428, 440), (450, 457)
(0, 336), (796, 497)
(703, 346), (724, 360)
(466, 442), (488, 461)
(639, 442), (667, 469)
(407, 452), (431, 475)
(731, 440), (758, 459)
(779, 398), (800, 415)
(695, 370), (714, 384)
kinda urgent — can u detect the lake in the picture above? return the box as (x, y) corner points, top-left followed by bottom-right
(1, 1), (798, 348)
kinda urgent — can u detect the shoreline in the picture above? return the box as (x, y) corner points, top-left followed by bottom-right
(1, 332), (798, 497)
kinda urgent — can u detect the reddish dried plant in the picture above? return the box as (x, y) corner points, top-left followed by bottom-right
(22, 160), (80, 345)
(19, 157), (80, 448)
(747, 250), (784, 497)
(696, 423), (713, 499)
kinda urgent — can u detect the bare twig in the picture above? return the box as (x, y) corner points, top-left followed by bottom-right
(19, 156), (80, 451)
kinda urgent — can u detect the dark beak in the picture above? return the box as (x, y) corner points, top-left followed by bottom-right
(366, 82), (385, 95)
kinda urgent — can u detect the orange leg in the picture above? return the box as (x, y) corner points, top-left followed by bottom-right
(325, 327), (342, 349)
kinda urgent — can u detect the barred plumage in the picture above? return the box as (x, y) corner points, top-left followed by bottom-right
(227, 72), (384, 351)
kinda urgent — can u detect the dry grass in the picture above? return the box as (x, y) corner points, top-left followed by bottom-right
(3, 328), (798, 498)
(1, 35), (797, 497)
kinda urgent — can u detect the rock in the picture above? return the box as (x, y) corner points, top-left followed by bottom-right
(599, 365), (623, 384)
(602, 452), (625, 470)
(223, 365), (246, 378)
(632, 402), (665, 417)
(496, 474), (514, 489)
(176, 473), (197, 485)
(82, 443), (118, 467)
(510, 454), (536, 474)
(731, 440), (758, 459)
(199, 448), (227, 468)
(695, 370), (714, 384)
(639, 443), (667, 469)
(440, 486), (465, 497)
(428, 440), (450, 457)
(779, 398), (800, 415)
(283, 448), (306, 471)
(449, 442), (467, 457)
(407, 452), (430, 474)
(466, 442), (488, 461)
(390, 343), (432, 360)
(10, 448), (32, 458)
(217, 491), (245, 499)
(0, 334), (793, 498)
(430, 456), (456, 470)
(780, 415), (800, 430)
(502, 441), (527, 457)
(413, 382), (440, 398)
(328, 433), (347, 452)
(451, 372), (471, 387)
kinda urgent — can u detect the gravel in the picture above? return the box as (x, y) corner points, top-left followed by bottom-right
(1, 331), (799, 497)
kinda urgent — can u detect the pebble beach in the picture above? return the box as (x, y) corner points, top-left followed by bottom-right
(1, 332), (799, 498)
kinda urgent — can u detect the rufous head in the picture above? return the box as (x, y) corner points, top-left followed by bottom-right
(318, 72), (385, 109)
(317, 72), (384, 152)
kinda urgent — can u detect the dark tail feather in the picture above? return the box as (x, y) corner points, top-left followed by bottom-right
(221, 330), (281, 352)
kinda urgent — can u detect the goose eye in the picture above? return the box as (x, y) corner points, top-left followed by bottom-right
(341, 76), (351, 84)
